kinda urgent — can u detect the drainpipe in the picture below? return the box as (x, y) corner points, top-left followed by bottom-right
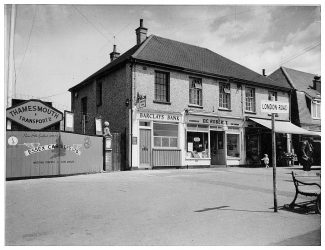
(129, 61), (134, 170)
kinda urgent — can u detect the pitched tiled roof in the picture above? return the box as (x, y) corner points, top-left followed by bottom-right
(269, 67), (320, 99)
(133, 35), (288, 89)
(69, 35), (291, 91)
(296, 91), (320, 126)
(69, 43), (142, 91)
(282, 67), (320, 99)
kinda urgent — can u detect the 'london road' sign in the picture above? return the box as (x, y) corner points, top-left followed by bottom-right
(6, 100), (63, 130)
(261, 100), (289, 113)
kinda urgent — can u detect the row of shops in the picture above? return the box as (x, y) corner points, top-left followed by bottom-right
(131, 109), (317, 169)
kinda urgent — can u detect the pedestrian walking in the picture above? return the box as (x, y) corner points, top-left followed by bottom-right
(261, 154), (270, 168)
(299, 138), (314, 171)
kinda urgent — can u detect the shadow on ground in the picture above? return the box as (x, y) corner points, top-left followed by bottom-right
(194, 205), (275, 214)
(279, 201), (320, 215)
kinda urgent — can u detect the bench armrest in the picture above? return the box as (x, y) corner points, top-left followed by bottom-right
(291, 171), (321, 189)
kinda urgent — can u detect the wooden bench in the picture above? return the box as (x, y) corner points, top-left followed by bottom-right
(286, 171), (321, 214)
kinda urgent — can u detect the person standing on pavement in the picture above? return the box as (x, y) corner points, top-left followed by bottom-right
(261, 154), (270, 168)
(299, 138), (314, 171)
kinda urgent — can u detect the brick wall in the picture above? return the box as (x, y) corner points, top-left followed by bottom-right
(71, 64), (132, 170)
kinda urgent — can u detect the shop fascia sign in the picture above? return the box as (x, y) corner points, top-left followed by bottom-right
(261, 101), (289, 113)
(6, 99), (63, 130)
(138, 111), (181, 122)
(186, 115), (241, 126)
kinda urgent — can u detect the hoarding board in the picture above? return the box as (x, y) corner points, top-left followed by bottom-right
(6, 131), (103, 178)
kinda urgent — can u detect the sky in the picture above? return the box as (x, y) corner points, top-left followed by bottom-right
(6, 4), (321, 111)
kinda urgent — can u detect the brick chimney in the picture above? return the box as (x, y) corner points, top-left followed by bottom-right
(135, 19), (148, 45)
(110, 44), (120, 62)
(313, 75), (321, 93)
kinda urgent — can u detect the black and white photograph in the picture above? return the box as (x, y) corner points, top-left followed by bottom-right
(4, 1), (322, 246)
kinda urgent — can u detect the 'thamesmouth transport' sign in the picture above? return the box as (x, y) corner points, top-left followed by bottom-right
(6, 100), (63, 130)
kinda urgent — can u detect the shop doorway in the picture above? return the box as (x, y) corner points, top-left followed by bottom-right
(210, 131), (226, 165)
(139, 129), (151, 167)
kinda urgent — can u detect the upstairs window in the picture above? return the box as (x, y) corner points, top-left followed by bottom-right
(219, 82), (231, 109)
(154, 71), (170, 103)
(81, 97), (87, 116)
(189, 77), (202, 106)
(268, 91), (277, 101)
(245, 87), (256, 112)
(312, 100), (321, 119)
(96, 80), (103, 106)
(81, 96), (88, 123)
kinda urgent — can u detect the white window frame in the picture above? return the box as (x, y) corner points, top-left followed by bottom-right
(219, 82), (231, 109)
(245, 87), (256, 112)
(189, 77), (203, 106)
(153, 122), (178, 149)
(311, 99), (321, 119)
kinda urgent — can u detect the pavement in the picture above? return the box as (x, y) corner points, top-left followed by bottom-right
(5, 166), (321, 246)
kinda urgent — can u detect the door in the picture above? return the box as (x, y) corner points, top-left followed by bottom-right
(140, 129), (151, 167)
(211, 131), (226, 165)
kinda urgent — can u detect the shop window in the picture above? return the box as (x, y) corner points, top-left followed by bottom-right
(153, 123), (178, 148)
(227, 134), (240, 157)
(187, 132), (209, 158)
(189, 77), (202, 106)
(154, 71), (170, 103)
(312, 100), (321, 119)
(268, 91), (277, 101)
(245, 87), (256, 112)
(219, 82), (231, 109)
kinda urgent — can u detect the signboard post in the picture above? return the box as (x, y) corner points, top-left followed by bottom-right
(261, 100), (289, 213)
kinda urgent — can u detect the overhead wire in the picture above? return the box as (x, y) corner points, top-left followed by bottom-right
(16, 5), (37, 79)
(72, 5), (114, 45)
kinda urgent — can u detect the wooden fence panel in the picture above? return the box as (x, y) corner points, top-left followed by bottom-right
(112, 133), (121, 171)
(152, 149), (181, 167)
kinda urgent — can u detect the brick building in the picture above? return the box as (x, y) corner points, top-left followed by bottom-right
(69, 19), (315, 170)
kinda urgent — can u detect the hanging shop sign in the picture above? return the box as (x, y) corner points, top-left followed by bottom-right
(137, 111), (181, 122)
(6, 99), (63, 130)
(261, 101), (289, 113)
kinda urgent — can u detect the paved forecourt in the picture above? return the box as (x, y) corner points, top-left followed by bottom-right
(5, 166), (321, 245)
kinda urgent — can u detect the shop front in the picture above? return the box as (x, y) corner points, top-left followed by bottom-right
(184, 113), (244, 167)
(245, 117), (318, 167)
(132, 109), (182, 169)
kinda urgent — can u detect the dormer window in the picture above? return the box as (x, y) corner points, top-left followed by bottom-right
(312, 99), (321, 119)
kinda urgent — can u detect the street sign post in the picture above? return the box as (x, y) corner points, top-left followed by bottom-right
(261, 100), (289, 212)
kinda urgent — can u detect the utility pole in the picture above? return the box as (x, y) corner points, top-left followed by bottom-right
(6, 4), (16, 107)
(271, 112), (277, 212)
(5, 4), (16, 129)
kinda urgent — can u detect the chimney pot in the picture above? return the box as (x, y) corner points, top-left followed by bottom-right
(135, 19), (148, 45)
(110, 44), (120, 62)
(262, 69), (266, 76)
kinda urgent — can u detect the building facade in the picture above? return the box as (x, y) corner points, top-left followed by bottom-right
(69, 19), (313, 170)
(269, 67), (321, 165)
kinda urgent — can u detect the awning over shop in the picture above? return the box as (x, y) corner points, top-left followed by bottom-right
(249, 118), (319, 136)
(313, 131), (322, 137)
